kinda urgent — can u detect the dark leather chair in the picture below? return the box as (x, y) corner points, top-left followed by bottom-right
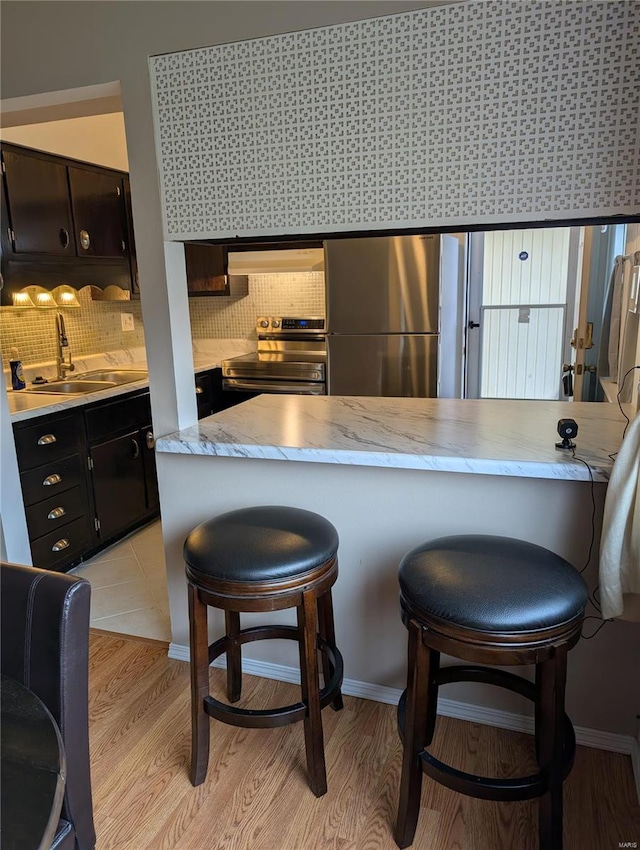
(1, 562), (96, 850)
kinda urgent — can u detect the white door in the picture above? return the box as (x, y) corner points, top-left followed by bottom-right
(466, 227), (581, 400)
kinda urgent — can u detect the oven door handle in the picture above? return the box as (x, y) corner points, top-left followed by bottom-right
(223, 378), (325, 395)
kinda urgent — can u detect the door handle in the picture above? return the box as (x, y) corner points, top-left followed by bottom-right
(468, 320), (480, 329)
(131, 438), (140, 459)
(562, 364), (574, 397)
(145, 431), (155, 450)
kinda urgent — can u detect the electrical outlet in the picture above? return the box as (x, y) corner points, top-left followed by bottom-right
(121, 313), (135, 332)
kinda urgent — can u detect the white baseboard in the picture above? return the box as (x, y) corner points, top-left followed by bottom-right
(168, 642), (635, 758)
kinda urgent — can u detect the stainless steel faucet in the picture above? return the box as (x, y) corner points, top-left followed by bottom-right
(55, 312), (75, 380)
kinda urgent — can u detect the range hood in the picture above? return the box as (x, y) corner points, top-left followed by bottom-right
(227, 248), (324, 275)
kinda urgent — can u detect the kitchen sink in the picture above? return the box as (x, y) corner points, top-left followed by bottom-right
(75, 369), (148, 384)
(23, 380), (118, 395)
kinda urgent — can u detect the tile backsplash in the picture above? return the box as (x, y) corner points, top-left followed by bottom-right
(0, 287), (145, 368)
(0, 272), (325, 369)
(189, 272), (325, 339)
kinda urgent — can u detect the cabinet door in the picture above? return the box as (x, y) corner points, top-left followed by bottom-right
(195, 371), (213, 419)
(68, 166), (127, 258)
(2, 149), (75, 255)
(185, 243), (229, 295)
(91, 430), (147, 541)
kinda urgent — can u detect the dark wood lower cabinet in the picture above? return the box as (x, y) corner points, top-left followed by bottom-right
(86, 392), (159, 549)
(13, 372), (252, 571)
(14, 408), (93, 572)
(14, 388), (160, 572)
(90, 430), (148, 542)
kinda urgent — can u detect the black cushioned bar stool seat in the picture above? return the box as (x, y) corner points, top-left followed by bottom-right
(395, 535), (588, 850)
(184, 506), (344, 798)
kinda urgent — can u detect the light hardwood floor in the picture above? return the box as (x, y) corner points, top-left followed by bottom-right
(89, 633), (640, 850)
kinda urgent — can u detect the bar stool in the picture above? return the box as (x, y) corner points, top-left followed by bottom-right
(394, 534), (588, 850)
(184, 505), (344, 797)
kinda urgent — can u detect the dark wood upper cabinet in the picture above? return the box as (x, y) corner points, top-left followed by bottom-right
(0, 142), (137, 304)
(185, 243), (229, 294)
(68, 166), (127, 259)
(2, 148), (76, 256)
(184, 243), (249, 297)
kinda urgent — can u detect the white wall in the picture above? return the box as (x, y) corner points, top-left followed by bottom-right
(0, 113), (129, 171)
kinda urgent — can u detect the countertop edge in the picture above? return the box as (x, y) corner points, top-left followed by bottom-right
(155, 437), (608, 481)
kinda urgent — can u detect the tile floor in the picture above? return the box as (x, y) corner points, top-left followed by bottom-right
(72, 519), (171, 642)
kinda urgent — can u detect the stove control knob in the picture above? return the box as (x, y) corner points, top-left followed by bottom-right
(258, 318), (269, 328)
(271, 319), (281, 328)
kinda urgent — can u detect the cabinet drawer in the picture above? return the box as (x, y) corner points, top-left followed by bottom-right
(14, 414), (82, 471)
(85, 393), (151, 443)
(30, 515), (93, 572)
(25, 485), (88, 541)
(20, 454), (85, 507)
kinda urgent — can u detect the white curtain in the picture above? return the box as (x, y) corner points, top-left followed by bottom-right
(597, 256), (625, 381)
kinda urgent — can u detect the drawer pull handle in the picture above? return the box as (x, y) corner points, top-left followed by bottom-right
(51, 538), (70, 552)
(131, 438), (140, 459)
(195, 386), (204, 394)
(37, 434), (57, 446)
(43, 473), (62, 487)
(145, 431), (155, 450)
(48, 506), (66, 520)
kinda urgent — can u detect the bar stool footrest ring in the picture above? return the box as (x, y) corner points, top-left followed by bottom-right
(398, 664), (576, 802)
(204, 624), (344, 729)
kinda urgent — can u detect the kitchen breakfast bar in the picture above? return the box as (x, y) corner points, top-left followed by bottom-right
(155, 395), (637, 740)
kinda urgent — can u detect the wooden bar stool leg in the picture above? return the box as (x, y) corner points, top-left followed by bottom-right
(317, 588), (343, 711)
(395, 619), (432, 849)
(297, 589), (327, 797)
(534, 662), (543, 762)
(537, 648), (568, 850)
(188, 582), (210, 786)
(225, 609), (242, 703)
(424, 649), (440, 747)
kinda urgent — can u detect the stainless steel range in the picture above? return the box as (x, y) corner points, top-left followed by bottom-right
(222, 317), (327, 395)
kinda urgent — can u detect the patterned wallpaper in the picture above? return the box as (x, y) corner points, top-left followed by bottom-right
(150, 0), (640, 240)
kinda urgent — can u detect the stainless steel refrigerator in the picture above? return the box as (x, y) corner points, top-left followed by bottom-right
(325, 234), (446, 397)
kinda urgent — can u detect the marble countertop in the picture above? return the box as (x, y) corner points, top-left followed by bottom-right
(7, 339), (253, 423)
(156, 394), (629, 482)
